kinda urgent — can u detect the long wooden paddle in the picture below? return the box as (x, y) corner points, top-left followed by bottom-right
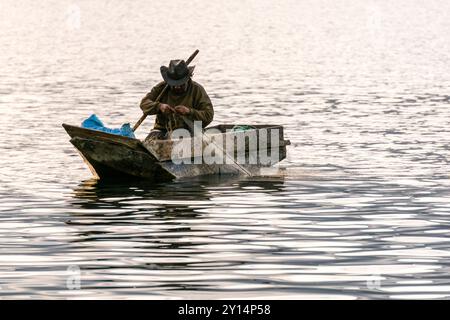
(134, 49), (251, 177)
(132, 49), (199, 132)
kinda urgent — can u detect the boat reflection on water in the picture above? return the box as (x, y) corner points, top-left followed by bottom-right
(68, 173), (286, 237)
(65, 174), (286, 282)
(71, 173), (286, 210)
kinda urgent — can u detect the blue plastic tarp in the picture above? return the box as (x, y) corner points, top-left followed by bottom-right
(81, 114), (136, 138)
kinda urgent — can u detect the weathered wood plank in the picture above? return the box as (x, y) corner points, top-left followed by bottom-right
(142, 125), (289, 162)
(70, 137), (174, 180)
(62, 123), (146, 151)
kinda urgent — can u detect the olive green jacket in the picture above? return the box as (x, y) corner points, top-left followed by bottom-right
(140, 80), (214, 131)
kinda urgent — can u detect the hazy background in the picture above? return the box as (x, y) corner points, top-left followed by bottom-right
(1, 0), (450, 299)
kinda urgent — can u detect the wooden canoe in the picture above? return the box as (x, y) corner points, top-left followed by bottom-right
(62, 123), (290, 181)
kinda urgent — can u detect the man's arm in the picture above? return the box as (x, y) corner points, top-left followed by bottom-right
(139, 82), (166, 115)
(186, 85), (214, 127)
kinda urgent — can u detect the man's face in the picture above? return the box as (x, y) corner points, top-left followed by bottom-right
(170, 82), (188, 95)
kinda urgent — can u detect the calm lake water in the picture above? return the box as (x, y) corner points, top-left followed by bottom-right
(1, 0), (450, 299)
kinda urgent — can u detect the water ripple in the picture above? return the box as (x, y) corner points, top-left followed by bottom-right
(1, 0), (450, 299)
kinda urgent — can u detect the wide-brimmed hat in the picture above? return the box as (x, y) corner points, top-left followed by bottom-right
(160, 59), (195, 86)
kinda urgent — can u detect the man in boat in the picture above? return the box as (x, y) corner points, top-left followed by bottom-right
(140, 59), (214, 140)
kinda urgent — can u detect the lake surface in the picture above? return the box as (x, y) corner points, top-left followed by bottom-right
(1, 0), (450, 299)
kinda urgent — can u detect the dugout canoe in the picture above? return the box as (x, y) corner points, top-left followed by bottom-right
(62, 123), (290, 181)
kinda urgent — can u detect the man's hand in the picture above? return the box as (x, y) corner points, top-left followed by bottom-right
(174, 105), (191, 115)
(159, 103), (174, 114)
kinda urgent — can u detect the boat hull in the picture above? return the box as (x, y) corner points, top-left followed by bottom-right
(62, 123), (289, 181)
